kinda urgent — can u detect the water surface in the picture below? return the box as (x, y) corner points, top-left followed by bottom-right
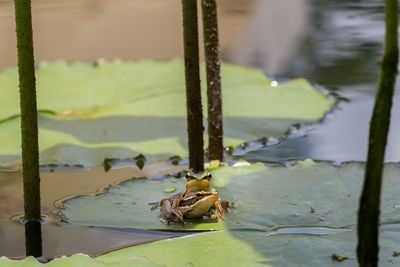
(0, 0), (399, 259)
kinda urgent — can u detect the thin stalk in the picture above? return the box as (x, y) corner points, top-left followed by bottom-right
(182, 0), (204, 172)
(357, 0), (398, 266)
(25, 220), (42, 257)
(202, 0), (223, 161)
(14, 0), (41, 221)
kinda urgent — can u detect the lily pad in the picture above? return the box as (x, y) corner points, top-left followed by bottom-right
(0, 253), (159, 266)
(2, 227), (400, 266)
(61, 162), (400, 231)
(99, 226), (400, 266)
(0, 59), (333, 166)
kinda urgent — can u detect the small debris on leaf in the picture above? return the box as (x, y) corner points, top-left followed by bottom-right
(168, 155), (181, 165)
(225, 146), (234, 156)
(332, 253), (348, 262)
(205, 160), (220, 170)
(310, 207), (316, 213)
(392, 251), (400, 257)
(239, 142), (248, 150)
(103, 158), (113, 172)
(163, 186), (177, 193)
(319, 216), (326, 221)
(134, 154), (147, 169)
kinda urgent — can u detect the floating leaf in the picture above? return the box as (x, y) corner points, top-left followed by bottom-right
(2, 226), (399, 266)
(61, 162), (400, 231)
(0, 60), (333, 166)
(0, 253), (160, 266)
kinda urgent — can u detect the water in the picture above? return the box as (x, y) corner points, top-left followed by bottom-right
(0, 162), (186, 259)
(241, 0), (400, 163)
(0, 0), (398, 259)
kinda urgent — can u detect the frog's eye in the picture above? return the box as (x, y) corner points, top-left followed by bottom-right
(202, 172), (212, 181)
(186, 172), (197, 181)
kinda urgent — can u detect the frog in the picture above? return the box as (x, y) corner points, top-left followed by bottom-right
(155, 172), (229, 225)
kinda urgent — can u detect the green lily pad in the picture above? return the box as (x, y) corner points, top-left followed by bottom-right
(61, 162), (400, 231)
(0, 59), (333, 166)
(2, 226), (400, 266)
(100, 226), (400, 266)
(0, 253), (160, 266)
(5, 162), (400, 266)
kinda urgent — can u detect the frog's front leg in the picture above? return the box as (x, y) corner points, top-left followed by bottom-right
(214, 198), (229, 221)
(170, 194), (185, 224)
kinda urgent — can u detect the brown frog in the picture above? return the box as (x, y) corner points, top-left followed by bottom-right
(155, 172), (229, 225)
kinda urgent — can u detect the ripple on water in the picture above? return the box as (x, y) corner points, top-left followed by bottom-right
(265, 226), (350, 236)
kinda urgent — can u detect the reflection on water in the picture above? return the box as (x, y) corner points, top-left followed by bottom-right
(243, 0), (400, 163)
(228, 0), (309, 75)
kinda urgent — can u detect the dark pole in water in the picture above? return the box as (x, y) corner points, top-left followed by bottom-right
(357, 0), (398, 266)
(13, 0), (42, 257)
(182, 0), (204, 172)
(202, 0), (223, 161)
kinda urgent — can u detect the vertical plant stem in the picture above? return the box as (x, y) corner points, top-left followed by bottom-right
(14, 0), (41, 220)
(182, 0), (204, 172)
(25, 220), (42, 257)
(202, 0), (223, 161)
(357, 0), (398, 266)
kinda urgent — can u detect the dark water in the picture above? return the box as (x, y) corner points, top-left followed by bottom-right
(240, 0), (400, 164)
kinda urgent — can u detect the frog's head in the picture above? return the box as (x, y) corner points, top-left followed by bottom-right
(185, 172), (212, 193)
